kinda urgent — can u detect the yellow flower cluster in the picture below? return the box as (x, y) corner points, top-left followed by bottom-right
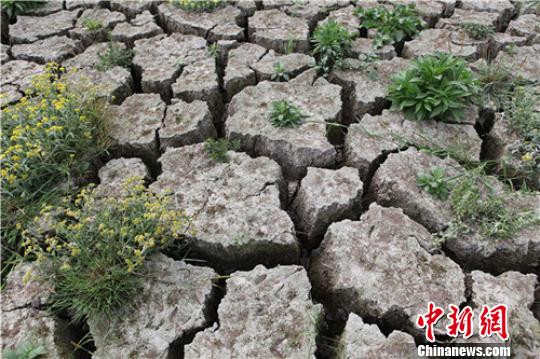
(1, 62), (109, 204)
(521, 153), (533, 162)
(23, 176), (192, 276)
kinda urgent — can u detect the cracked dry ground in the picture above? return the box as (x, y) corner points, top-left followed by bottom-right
(1, 1), (540, 358)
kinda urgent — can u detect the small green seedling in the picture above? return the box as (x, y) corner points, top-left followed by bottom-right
(95, 42), (134, 71)
(416, 167), (451, 200)
(269, 100), (305, 128)
(284, 38), (295, 54)
(271, 63), (289, 82)
(357, 52), (380, 80)
(207, 43), (219, 59)
(460, 22), (495, 40)
(505, 43), (517, 55)
(204, 138), (240, 163)
(81, 17), (103, 31)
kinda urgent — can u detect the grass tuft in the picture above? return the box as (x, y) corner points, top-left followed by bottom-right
(204, 138), (240, 163)
(81, 17), (103, 31)
(95, 42), (134, 71)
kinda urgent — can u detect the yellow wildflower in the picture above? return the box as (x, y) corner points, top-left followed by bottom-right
(522, 153), (533, 162)
(23, 268), (33, 284)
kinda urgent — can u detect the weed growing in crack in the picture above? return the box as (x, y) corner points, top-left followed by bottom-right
(444, 168), (539, 240)
(388, 52), (479, 121)
(416, 167), (452, 200)
(207, 43), (219, 59)
(269, 100), (305, 128)
(358, 52), (380, 80)
(311, 20), (352, 74)
(2, 341), (47, 359)
(460, 22), (495, 40)
(284, 38), (295, 54)
(505, 43), (517, 55)
(1, 63), (110, 277)
(95, 42), (134, 71)
(355, 4), (422, 49)
(81, 17), (103, 31)
(271, 62), (289, 82)
(170, 0), (223, 12)
(357, 51), (379, 64)
(503, 86), (540, 174)
(22, 177), (192, 322)
(475, 62), (515, 109)
(204, 138), (240, 163)
(359, 123), (480, 169)
(340, 52), (380, 80)
(519, 0), (540, 14)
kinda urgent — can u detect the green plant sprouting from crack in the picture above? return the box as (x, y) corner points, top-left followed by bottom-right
(170, 0), (223, 12)
(503, 86), (540, 175)
(207, 43), (219, 59)
(355, 4), (422, 49)
(358, 52), (381, 80)
(81, 17), (103, 31)
(271, 62), (290, 82)
(475, 62), (515, 109)
(204, 138), (240, 163)
(311, 20), (352, 74)
(269, 100), (306, 128)
(416, 167), (452, 200)
(95, 42), (134, 71)
(460, 22), (495, 40)
(445, 168), (539, 240)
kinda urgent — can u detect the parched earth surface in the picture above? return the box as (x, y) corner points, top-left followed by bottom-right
(2, 1), (539, 358)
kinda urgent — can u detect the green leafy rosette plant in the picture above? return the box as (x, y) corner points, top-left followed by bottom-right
(388, 52), (479, 121)
(416, 167), (452, 200)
